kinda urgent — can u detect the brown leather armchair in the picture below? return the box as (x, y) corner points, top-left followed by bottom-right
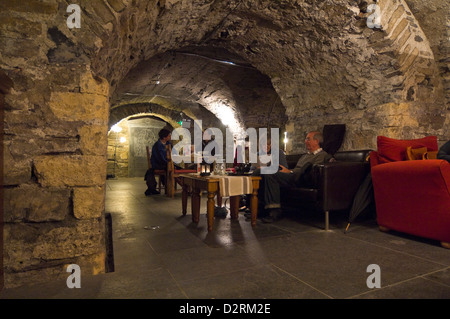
(281, 150), (372, 230)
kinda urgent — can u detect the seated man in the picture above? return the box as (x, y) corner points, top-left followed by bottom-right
(437, 140), (450, 162)
(144, 128), (173, 196)
(253, 131), (333, 223)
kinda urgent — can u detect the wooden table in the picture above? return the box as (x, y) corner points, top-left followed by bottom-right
(179, 174), (261, 232)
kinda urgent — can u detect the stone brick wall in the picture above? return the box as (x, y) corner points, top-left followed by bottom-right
(0, 70), (13, 289)
(2, 66), (110, 288)
(281, 0), (447, 153)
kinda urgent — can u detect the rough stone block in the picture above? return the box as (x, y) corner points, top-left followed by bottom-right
(78, 124), (108, 156)
(3, 265), (63, 289)
(71, 252), (106, 275)
(0, 0), (58, 14)
(390, 18), (409, 41)
(0, 15), (42, 38)
(32, 220), (104, 261)
(396, 28), (411, 49)
(87, 0), (116, 24)
(34, 155), (107, 187)
(400, 47), (419, 72)
(3, 220), (105, 288)
(0, 38), (40, 59)
(80, 71), (109, 97)
(107, 0), (126, 13)
(416, 66), (435, 76)
(387, 6), (405, 35)
(73, 186), (105, 220)
(3, 223), (42, 272)
(3, 185), (70, 222)
(8, 135), (80, 157)
(48, 91), (109, 124)
(3, 145), (31, 186)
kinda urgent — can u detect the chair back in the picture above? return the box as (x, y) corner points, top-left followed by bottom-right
(146, 146), (152, 169)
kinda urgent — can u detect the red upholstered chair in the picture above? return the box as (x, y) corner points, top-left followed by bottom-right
(370, 136), (450, 248)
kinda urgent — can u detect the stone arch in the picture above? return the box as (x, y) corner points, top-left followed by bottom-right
(89, 0), (443, 150)
(355, 0), (438, 99)
(107, 113), (172, 178)
(109, 103), (185, 130)
(110, 48), (287, 137)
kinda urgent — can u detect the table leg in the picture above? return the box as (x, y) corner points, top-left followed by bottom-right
(182, 183), (188, 216)
(250, 190), (258, 227)
(217, 193), (222, 207)
(207, 191), (215, 232)
(229, 196), (240, 220)
(192, 187), (200, 223)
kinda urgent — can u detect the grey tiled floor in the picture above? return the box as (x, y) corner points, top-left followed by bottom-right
(1, 177), (449, 299)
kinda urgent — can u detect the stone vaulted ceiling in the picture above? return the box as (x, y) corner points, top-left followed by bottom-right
(3, 0), (445, 147)
(111, 47), (287, 134)
(82, 0), (443, 143)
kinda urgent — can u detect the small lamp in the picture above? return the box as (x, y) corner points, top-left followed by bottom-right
(200, 161), (212, 176)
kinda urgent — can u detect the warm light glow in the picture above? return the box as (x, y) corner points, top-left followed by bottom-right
(215, 103), (237, 127)
(284, 131), (288, 152)
(120, 137), (126, 143)
(111, 124), (122, 133)
(210, 101), (245, 137)
(200, 162), (212, 176)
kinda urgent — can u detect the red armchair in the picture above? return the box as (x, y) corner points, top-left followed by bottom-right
(370, 136), (450, 248)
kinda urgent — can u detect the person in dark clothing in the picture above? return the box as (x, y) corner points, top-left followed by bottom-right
(253, 131), (333, 223)
(144, 128), (173, 196)
(437, 140), (450, 162)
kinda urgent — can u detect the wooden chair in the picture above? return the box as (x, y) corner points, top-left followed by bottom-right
(146, 146), (167, 194)
(146, 144), (197, 198)
(166, 144), (197, 198)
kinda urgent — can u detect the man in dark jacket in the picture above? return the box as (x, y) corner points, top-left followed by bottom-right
(144, 128), (173, 195)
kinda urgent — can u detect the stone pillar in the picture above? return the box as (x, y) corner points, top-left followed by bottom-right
(3, 67), (110, 288)
(0, 70), (14, 290)
(0, 90), (3, 291)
